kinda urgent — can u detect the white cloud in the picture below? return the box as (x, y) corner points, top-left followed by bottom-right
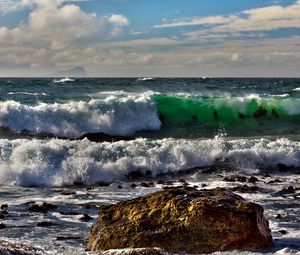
(155, 15), (237, 28)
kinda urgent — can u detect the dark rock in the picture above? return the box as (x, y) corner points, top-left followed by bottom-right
(118, 185), (123, 189)
(248, 177), (259, 183)
(157, 180), (165, 185)
(87, 187), (94, 191)
(223, 175), (247, 183)
(0, 223), (6, 229)
(88, 187), (273, 253)
(253, 107), (267, 118)
(96, 182), (111, 187)
(131, 183), (137, 188)
(61, 191), (76, 196)
(37, 221), (57, 227)
(201, 184), (207, 188)
(279, 230), (288, 235)
(268, 179), (282, 184)
(0, 210), (8, 219)
(0, 204), (8, 210)
(230, 185), (260, 193)
(29, 202), (57, 213)
(276, 214), (282, 219)
(79, 213), (93, 222)
(56, 236), (81, 241)
(280, 186), (295, 194)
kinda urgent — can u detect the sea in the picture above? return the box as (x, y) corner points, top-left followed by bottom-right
(0, 77), (299, 255)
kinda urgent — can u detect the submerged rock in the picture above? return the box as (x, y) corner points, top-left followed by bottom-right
(99, 248), (168, 255)
(88, 187), (273, 254)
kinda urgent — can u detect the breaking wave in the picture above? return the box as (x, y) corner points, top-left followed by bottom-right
(0, 137), (299, 187)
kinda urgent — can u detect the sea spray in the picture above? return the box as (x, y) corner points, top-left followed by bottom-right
(0, 137), (299, 187)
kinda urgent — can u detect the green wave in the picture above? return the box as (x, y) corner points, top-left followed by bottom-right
(153, 94), (300, 134)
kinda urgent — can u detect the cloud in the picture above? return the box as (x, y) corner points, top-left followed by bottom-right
(155, 15), (237, 28)
(155, 0), (300, 33)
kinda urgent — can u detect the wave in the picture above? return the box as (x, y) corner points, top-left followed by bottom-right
(0, 92), (300, 138)
(7, 92), (47, 96)
(293, 88), (300, 91)
(53, 77), (75, 83)
(154, 94), (300, 125)
(0, 93), (160, 137)
(0, 137), (299, 187)
(137, 77), (155, 81)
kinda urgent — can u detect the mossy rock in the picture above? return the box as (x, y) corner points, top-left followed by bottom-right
(88, 187), (273, 254)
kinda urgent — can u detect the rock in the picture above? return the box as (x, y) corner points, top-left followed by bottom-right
(248, 177), (259, 183)
(79, 213), (93, 221)
(99, 248), (168, 255)
(118, 185), (123, 189)
(230, 185), (260, 193)
(88, 187), (273, 254)
(276, 214), (282, 219)
(56, 236), (81, 241)
(29, 202), (57, 213)
(223, 175), (247, 183)
(61, 191), (76, 196)
(96, 182), (111, 187)
(131, 183), (137, 188)
(0, 223), (6, 229)
(268, 179), (282, 184)
(87, 187), (94, 191)
(37, 221), (57, 227)
(0, 204), (8, 210)
(280, 186), (295, 194)
(0, 210), (8, 219)
(279, 230), (288, 235)
(0, 240), (42, 255)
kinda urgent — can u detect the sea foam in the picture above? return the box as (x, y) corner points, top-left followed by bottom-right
(0, 93), (160, 137)
(0, 137), (299, 187)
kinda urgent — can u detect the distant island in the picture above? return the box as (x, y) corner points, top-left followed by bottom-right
(53, 66), (87, 77)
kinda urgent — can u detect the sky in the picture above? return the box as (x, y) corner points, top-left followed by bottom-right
(0, 0), (299, 77)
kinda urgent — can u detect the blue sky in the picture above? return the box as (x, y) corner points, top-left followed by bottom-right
(0, 0), (299, 76)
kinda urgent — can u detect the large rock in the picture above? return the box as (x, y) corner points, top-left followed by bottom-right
(88, 187), (273, 254)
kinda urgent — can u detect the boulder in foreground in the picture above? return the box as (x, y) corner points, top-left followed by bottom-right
(88, 187), (273, 254)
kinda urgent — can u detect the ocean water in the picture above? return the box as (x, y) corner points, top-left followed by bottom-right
(0, 78), (299, 254)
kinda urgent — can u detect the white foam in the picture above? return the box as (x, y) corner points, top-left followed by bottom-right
(0, 137), (299, 187)
(293, 88), (300, 91)
(0, 93), (160, 137)
(7, 92), (47, 96)
(53, 77), (75, 83)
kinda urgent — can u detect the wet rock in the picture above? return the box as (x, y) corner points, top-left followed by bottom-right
(88, 187), (273, 253)
(276, 214), (282, 219)
(201, 184), (207, 188)
(253, 107), (267, 118)
(79, 213), (93, 222)
(230, 185), (260, 193)
(0, 240), (42, 255)
(157, 180), (165, 185)
(78, 132), (132, 143)
(99, 248), (168, 255)
(0, 210), (8, 219)
(29, 202), (57, 213)
(248, 177), (259, 183)
(61, 191), (77, 196)
(280, 186), (295, 194)
(87, 186), (94, 191)
(118, 185), (123, 189)
(96, 182), (111, 187)
(140, 182), (154, 188)
(279, 230), (288, 235)
(37, 221), (57, 227)
(131, 183), (137, 188)
(56, 236), (81, 241)
(0, 204), (8, 210)
(0, 223), (6, 229)
(268, 179), (282, 184)
(223, 175), (247, 183)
